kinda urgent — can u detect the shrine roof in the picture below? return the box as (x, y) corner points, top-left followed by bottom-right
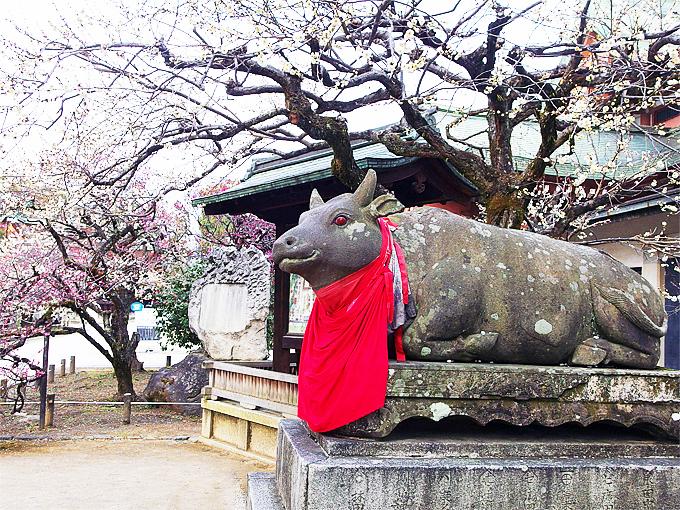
(192, 140), (476, 210)
(437, 111), (680, 180)
(192, 113), (678, 223)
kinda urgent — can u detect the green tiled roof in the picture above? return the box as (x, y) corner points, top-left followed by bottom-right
(192, 142), (421, 207)
(434, 112), (679, 180)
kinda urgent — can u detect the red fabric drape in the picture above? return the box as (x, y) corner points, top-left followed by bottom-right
(297, 219), (395, 433)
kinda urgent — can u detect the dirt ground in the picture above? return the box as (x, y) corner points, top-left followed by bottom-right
(0, 370), (273, 509)
(0, 439), (271, 510)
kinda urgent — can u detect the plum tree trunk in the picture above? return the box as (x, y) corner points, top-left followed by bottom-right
(486, 195), (525, 230)
(112, 354), (135, 398)
(107, 288), (140, 398)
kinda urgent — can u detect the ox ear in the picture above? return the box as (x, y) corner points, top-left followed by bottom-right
(368, 193), (405, 219)
(352, 169), (377, 207)
(309, 188), (325, 209)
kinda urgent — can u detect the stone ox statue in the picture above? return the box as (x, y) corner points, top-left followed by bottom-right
(272, 170), (667, 369)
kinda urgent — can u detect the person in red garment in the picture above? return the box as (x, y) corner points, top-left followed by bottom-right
(297, 218), (409, 433)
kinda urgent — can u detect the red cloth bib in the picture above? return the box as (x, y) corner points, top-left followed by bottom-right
(298, 219), (396, 433)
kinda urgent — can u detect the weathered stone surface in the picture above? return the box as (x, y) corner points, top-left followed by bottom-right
(268, 419), (680, 510)
(333, 361), (680, 440)
(272, 169), (666, 369)
(143, 351), (209, 415)
(316, 419), (680, 459)
(247, 473), (285, 510)
(189, 246), (269, 360)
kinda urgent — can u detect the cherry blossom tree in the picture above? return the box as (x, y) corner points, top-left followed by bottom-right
(197, 212), (276, 257)
(1, 0), (678, 238)
(0, 228), (48, 406)
(0, 155), (190, 397)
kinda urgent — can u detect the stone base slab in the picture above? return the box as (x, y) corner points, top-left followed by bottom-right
(335, 362), (680, 440)
(265, 419), (680, 510)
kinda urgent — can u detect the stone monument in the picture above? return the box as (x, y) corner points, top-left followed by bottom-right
(188, 246), (269, 361)
(247, 170), (679, 510)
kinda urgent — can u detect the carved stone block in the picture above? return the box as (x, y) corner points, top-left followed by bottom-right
(334, 361), (680, 440)
(188, 246), (269, 360)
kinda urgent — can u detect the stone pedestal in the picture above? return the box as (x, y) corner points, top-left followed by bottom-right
(247, 363), (680, 510)
(249, 419), (680, 510)
(338, 362), (680, 440)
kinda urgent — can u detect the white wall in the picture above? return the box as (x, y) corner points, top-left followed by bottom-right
(586, 210), (678, 367)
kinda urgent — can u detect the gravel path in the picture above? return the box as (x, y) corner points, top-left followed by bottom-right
(0, 439), (272, 509)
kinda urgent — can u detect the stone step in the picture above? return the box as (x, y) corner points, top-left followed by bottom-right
(247, 472), (284, 510)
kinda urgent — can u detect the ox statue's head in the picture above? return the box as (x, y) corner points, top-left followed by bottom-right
(272, 169), (404, 290)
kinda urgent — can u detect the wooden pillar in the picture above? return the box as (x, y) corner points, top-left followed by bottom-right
(235, 417), (250, 451)
(273, 265), (291, 373)
(0, 379), (7, 402)
(59, 359), (66, 377)
(47, 365), (55, 383)
(272, 220), (293, 374)
(69, 356), (76, 374)
(202, 408), (214, 439)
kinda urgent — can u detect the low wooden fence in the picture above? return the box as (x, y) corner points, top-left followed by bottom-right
(0, 396), (201, 427)
(200, 361), (299, 462)
(203, 360), (298, 415)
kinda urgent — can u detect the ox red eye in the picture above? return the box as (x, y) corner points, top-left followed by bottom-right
(333, 215), (348, 226)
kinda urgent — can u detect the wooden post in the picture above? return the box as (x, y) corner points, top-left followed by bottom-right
(235, 417), (250, 451)
(271, 220), (293, 374)
(122, 393), (132, 424)
(166, 355), (172, 368)
(45, 394), (55, 427)
(273, 264), (292, 373)
(47, 365), (55, 383)
(0, 379), (7, 402)
(202, 408), (214, 439)
(59, 359), (66, 377)
(69, 356), (76, 375)
(39, 330), (50, 429)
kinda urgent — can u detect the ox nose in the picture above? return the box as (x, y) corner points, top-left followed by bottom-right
(274, 234), (298, 249)
(272, 234), (300, 263)
(283, 235), (297, 247)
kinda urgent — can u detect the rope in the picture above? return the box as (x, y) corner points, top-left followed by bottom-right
(0, 401), (201, 406)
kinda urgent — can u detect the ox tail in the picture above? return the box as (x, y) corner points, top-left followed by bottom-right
(595, 285), (667, 338)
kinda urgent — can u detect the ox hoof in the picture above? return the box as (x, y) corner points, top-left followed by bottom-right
(464, 331), (499, 355)
(570, 342), (607, 366)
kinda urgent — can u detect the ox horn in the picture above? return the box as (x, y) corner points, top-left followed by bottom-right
(353, 169), (377, 207)
(309, 188), (325, 209)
